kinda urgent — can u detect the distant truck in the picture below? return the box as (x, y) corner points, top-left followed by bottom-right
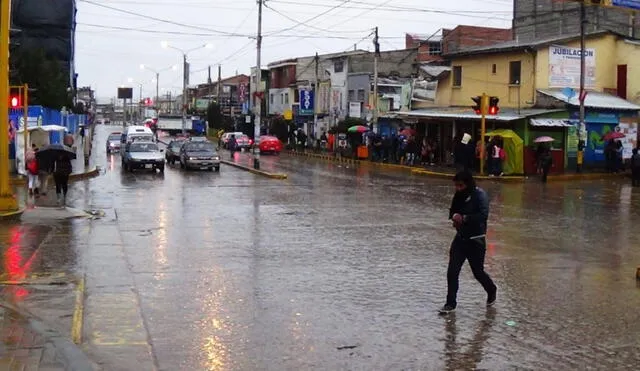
(156, 115), (192, 135)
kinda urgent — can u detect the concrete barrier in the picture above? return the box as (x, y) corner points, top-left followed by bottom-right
(221, 160), (287, 179)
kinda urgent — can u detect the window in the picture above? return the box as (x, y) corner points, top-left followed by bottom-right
(452, 66), (462, 87)
(357, 89), (365, 101)
(283, 68), (289, 78)
(284, 92), (289, 104)
(428, 41), (442, 56)
(270, 93), (274, 105)
(492, 64), (497, 74)
(334, 60), (344, 73)
(348, 89), (355, 101)
(280, 93), (284, 104)
(509, 61), (521, 85)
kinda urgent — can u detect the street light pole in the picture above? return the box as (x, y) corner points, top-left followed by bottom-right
(253, 0), (263, 170)
(156, 72), (160, 108)
(182, 53), (188, 136)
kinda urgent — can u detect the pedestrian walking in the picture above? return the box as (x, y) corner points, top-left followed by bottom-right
(228, 134), (237, 159)
(539, 147), (553, 183)
(631, 148), (640, 187)
(26, 144), (40, 195)
(440, 170), (497, 315)
(51, 154), (72, 207)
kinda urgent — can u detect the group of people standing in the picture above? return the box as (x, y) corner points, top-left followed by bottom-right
(25, 143), (73, 206)
(369, 134), (439, 166)
(453, 134), (506, 177)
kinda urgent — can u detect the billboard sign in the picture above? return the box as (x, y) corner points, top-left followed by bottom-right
(548, 46), (596, 89)
(117, 87), (133, 99)
(299, 89), (314, 116)
(612, 0), (640, 10)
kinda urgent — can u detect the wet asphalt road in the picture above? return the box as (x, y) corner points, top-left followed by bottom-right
(3, 125), (640, 370)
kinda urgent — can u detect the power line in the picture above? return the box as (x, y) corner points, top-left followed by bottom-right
(264, 3), (371, 34)
(263, 0), (352, 36)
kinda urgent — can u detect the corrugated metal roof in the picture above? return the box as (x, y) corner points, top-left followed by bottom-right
(419, 65), (450, 79)
(443, 31), (611, 57)
(530, 118), (573, 127)
(397, 108), (562, 121)
(538, 89), (640, 110)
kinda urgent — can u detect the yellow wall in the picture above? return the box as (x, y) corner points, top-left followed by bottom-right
(615, 39), (640, 103)
(446, 51), (536, 108)
(534, 34), (618, 93)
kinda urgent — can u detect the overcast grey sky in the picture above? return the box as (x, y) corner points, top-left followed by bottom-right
(76, 0), (513, 99)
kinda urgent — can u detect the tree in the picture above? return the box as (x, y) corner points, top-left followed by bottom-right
(10, 48), (72, 110)
(206, 102), (223, 129)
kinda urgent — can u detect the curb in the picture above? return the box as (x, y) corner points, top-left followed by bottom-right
(10, 167), (100, 186)
(285, 150), (628, 183)
(0, 302), (96, 371)
(221, 160), (288, 179)
(0, 207), (26, 220)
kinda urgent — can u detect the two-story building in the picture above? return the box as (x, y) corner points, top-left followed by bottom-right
(400, 31), (640, 174)
(191, 74), (250, 117)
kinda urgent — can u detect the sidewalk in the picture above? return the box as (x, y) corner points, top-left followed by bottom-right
(0, 304), (92, 370)
(285, 150), (629, 182)
(10, 132), (99, 186)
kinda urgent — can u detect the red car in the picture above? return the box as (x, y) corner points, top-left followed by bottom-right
(258, 135), (283, 154)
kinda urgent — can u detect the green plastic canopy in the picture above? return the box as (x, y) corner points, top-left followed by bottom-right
(485, 129), (524, 175)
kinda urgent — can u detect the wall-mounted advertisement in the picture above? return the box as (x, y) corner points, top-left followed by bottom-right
(549, 46), (596, 89)
(411, 79), (437, 102)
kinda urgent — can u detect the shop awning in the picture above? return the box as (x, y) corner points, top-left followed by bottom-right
(529, 118), (573, 127)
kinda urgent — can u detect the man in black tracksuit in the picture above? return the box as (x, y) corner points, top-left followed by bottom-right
(440, 170), (497, 314)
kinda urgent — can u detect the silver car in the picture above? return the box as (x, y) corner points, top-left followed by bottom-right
(179, 141), (221, 171)
(106, 132), (122, 154)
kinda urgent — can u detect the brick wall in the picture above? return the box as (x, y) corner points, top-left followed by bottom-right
(514, 0), (640, 42)
(442, 26), (512, 54)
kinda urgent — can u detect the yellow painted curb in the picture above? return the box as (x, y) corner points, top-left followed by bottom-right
(71, 276), (85, 345)
(0, 207), (25, 220)
(221, 160), (288, 179)
(412, 169), (525, 183)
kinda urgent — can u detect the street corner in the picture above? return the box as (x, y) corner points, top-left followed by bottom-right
(221, 160), (288, 179)
(0, 207), (26, 221)
(20, 206), (93, 223)
(0, 301), (96, 371)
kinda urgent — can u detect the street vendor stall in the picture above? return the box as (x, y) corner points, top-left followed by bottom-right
(14, 125), (67, 175)
(486, 129), (524, 175)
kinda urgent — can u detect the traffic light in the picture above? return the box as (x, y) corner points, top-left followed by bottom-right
(471, 96), (482, 115)
(9, 88), (21, 108)
(488, 96), (499, 115)
(143, 98), (153, 106)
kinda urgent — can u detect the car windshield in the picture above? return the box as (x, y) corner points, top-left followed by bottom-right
(185, 143), (215, 152)
(108, 134), (121, 141)
(129, 143), (158, 152)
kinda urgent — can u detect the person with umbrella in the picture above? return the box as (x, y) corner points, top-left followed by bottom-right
(36, 144), (75, 206)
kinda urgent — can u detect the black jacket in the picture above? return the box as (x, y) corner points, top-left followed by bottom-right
(449, 187), (489, 239)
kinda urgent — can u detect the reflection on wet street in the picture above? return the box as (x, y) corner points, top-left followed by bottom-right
(2, 125), (640, 370)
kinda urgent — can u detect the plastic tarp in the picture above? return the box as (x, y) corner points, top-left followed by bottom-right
(20, 33), (72, 62)
(486, 129), (524, 175)
(12, 0), (76, 29)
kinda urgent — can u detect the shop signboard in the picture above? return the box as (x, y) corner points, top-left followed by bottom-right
(549, 46), (596, 89)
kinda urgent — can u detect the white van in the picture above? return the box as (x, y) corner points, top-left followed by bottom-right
(120, 126), (154, 154)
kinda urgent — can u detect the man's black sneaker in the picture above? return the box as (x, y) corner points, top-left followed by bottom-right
(438, 304), (456, 314)
(487, 290), (497, 307)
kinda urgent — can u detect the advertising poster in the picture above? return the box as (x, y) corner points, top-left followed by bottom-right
(617, 119), (638, 159)
(549, 46), (596, 89)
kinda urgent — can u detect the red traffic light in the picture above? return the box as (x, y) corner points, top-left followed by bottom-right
(488, 96), (499, 115)
(10, 95), (20, 108)
(471, 96), (482, 115)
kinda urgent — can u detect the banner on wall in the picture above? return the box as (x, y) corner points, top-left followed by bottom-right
(549, 46), (596, 89)
(617, 119), (638, 159)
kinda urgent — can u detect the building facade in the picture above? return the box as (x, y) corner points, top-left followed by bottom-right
(513, 0), (640, 42)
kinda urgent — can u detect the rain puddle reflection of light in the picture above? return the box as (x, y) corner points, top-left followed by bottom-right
(3, 226), (34, 301)
(200, 285), (231, 370)
(154, 202), (168, 272)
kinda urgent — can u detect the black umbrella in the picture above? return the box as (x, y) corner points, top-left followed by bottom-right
(35, 144), (77, 161)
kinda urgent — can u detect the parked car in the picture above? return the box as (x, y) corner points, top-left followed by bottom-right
(106, 132), (122, 154)
(165, 139), (185, 164)
(220, 132), (245, 149)
(122, 141), (165, 173)
(236, 134), (252, 149)
(180, 140), (221, 171)
(258, 135), (283, 154)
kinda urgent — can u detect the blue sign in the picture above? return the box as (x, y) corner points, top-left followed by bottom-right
(299, 89), (314, 116)
(613, 0), (640, 11)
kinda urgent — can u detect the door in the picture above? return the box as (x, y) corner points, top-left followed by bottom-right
(617, 65), (627, 99)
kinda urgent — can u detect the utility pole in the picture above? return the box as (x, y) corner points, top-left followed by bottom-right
(372, 26), (380, 130)
(579, 1), (586, 144)
(253, 0), (263, 169)
(155, 72), (160, 109)
(0, 0), (16, 213)
(479, 93), (488, 176)
(139, 83), (143, 120)
(217, 64), (222, 103)
(313, 52), (319, 138)
(182, 54), (188, 135)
